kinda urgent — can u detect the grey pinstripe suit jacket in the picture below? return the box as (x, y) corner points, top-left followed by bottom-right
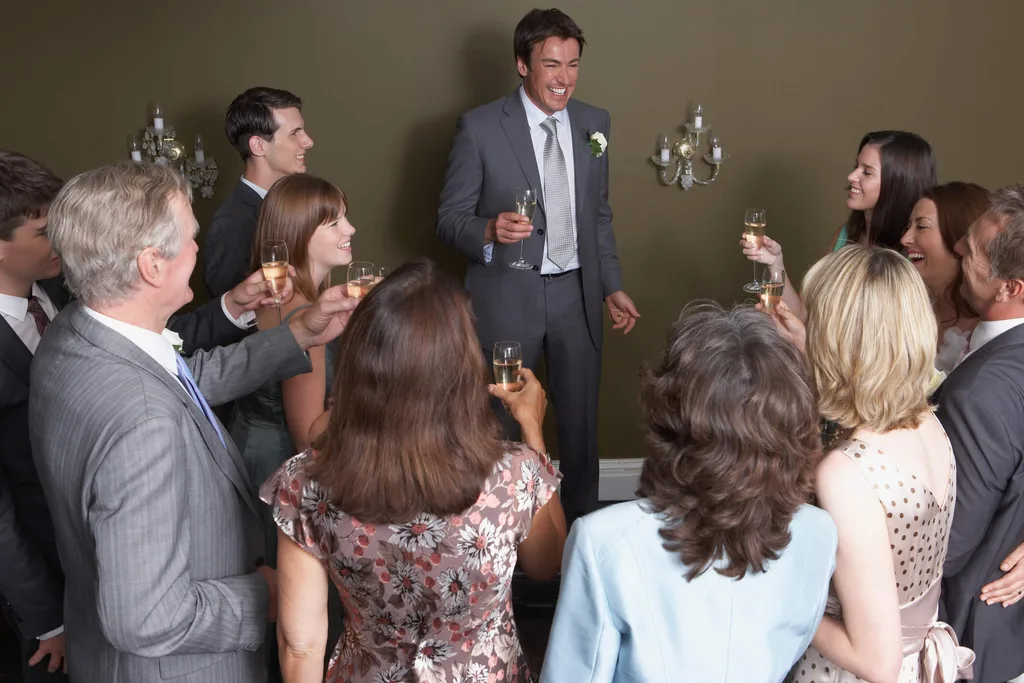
(28, 302), (311, 682)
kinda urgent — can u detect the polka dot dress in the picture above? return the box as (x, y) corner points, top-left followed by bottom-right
(788, 436), (956, 683)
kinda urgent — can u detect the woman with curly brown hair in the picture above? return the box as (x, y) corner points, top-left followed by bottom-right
(539, 302), (838, 683)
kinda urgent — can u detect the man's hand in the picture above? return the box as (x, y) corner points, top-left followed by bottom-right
(29, 633), (66, 673)
(224, 266), (298, 319)
(485, 212), (533, 245)
(258, 565), (278, 623)
(288, 285), (360, 350)
(605, 291), (640, 334)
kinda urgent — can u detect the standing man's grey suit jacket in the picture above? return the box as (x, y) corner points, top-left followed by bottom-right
(436, 89), (622, 352)
(29, 302), (311, 683)
(936, 322), (1024, 682)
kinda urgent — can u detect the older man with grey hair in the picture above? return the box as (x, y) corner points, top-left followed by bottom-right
(934, 184), (1024, 682)
(28, 161), (356, 683)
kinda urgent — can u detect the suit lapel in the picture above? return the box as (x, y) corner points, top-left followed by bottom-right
(569, 104), (590, 222)
(234, 180), (263, 220)
(0, 316), (32, 386)
(67, 305), (260, 518)
(501, 92), (546, 213)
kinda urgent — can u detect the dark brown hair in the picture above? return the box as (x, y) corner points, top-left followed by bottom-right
(225, 86), (303, 162)
(0, 150), (63, 241)
(513, 8), (585, 69)
(845, 131), (937, 250)
(250, 174), (347, 302)
(637, 302), (819, 581)
(921, 181), (990, 325)
(309, 260), (503, 523)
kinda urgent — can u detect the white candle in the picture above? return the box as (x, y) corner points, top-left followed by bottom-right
(194, 149), (206, 165)
(694, 115), (703, 128)
(153, 116), (164, 131)
(660, 148), (670, 163)
(712, 145), (722, 161)
(130, 150), (142, 162)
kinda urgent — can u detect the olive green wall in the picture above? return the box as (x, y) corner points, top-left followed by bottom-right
(2, 0), (1020, 459)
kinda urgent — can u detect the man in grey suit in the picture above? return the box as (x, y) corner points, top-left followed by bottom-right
(29, 161), (357, 683)
(437, 8), (639, 524)
(936, 184), (1024, 682)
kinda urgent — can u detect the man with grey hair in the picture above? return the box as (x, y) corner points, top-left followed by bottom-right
(28, 161), (357, 683)
(934, 184), (1024, 681)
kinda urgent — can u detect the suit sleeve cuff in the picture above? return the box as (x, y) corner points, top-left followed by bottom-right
(220, 294), (257, 330)
(38, 625), (64, 640)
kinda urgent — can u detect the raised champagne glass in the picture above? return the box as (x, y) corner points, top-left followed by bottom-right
(742, 208), (766, 294)
(346, 261), (375, 299)
(260, 239), (289, 323)
(493, 341), (523, 392)
(760, 268), (786, 310)
(509, 188), (537, 271)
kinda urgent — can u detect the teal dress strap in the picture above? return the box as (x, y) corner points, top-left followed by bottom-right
(832, 224), (849, 252)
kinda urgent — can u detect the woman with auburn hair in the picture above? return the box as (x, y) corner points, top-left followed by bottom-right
(900, 182), (990, 371)
(741, 130), (936, 319)
(260, 260), (567, 683)
(539, 302), (837, 683)
(773, 245), (974, 683)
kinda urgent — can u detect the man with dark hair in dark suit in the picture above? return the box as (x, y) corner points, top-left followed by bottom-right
(0, 150), (287, 681)
(936, 184), (1024, 682)
(204, 87), (313, 299)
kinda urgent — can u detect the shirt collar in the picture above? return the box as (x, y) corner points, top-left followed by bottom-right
(0, 282), (49, 321)
(240, 176), (268, 199)
(968, 317), (1024, 357)
(519, 85), (570, 131)
(82, 307), (180, 377)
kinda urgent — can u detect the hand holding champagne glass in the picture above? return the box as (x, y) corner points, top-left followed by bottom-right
(742, 208), (766, 294)
(760, 268), (786, 310)
(261, 239), (289, 322)
(346, 261), (375, 298)
(492, 341), (523, 392)
(509, 188), (537, 271)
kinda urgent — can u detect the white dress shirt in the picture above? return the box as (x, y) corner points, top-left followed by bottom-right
(82, 307), (179, 379)
(0, 283), (58, 354)
(240, 176), (268, 199)
(484, 86), (580, 273)
(958, 317), (1024, 366)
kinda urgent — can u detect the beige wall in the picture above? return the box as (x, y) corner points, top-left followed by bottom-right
(2, 0), (1020, 459)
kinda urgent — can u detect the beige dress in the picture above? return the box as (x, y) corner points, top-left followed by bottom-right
(789, 428), (974, 683)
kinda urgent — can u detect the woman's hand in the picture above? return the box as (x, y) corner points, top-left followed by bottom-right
(740, 234), (784, 269)
(759, 300), (807, 354)
(489, 367), (547, 431)
(981, 542), (1024, 607)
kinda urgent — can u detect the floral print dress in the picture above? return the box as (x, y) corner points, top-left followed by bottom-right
(260, 442), (561, 683)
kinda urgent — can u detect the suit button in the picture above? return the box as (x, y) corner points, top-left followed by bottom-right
(532, 265), (539, 271)
(536, 228), (545, 235)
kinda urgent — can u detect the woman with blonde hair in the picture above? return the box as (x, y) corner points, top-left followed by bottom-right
(775, 245), (973, 682)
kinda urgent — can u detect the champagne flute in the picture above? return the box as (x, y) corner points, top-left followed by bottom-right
(509, 188), (537, 271)
(261, 239), (289, 323)
(742, 208), (767, 294)
(374, 264), (391, 284)
(493, 341), (523, 392)
(346, 261), (375, 299)
(760, 268), (786, 310)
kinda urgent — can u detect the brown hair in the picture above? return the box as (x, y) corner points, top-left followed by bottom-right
(921, 182), (990, 325)
(513, 8), (586, 68)
(637, 302), (819, 581)
(225, 87), (303, 161)
(0, 150), (63, 241)
(309, 259), (503, 523)
(250, 173), (347, 302)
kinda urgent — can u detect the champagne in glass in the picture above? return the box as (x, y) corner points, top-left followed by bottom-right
(509, 188), (537, 271)
(261, 239), (289, 323)
(346, 261), (374, 298)
(493, 341), (523, 392)
(742, 208), (767, 294)
(760, 269), (786, 310)
(374, 264), (391, 285)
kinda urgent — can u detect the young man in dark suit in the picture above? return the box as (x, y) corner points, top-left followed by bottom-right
(204, 87), (314, 298)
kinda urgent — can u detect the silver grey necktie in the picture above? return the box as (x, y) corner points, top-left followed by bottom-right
(541, 117), (575, 269)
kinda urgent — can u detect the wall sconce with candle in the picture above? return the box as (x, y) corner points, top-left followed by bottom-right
(651, 104), (729, 191)
(126, 102), (219, 199)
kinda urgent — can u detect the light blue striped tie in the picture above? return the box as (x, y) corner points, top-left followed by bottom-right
(175, 355), (226, 447)
(540, 117), (575, 269)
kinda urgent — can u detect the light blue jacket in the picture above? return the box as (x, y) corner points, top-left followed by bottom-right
(540, 500), (837, 683)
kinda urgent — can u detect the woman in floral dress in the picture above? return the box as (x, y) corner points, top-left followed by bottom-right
(261, 260), (567, 683)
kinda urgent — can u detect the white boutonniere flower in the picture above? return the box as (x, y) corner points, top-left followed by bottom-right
(162, 328), (184, 354)
(927, 368), (947, 397)
(588, 131), (607, 157)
